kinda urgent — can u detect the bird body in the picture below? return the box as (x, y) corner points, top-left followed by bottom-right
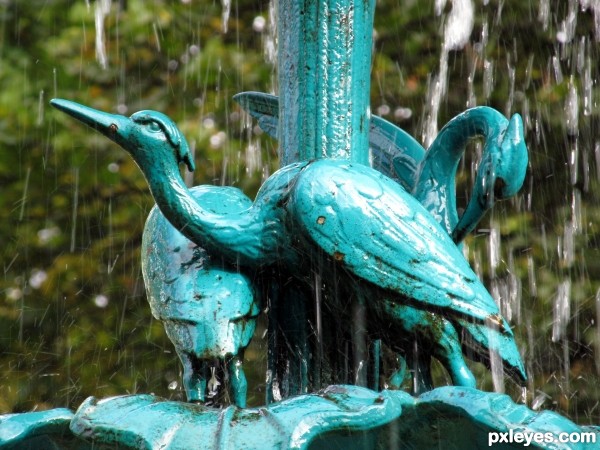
(235, 92), (528, 243)
(286, 159), (526, 385)
(51, 98), (527, 405)
(142, 186), (259, 406)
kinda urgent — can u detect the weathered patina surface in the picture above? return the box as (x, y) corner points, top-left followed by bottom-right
(0, 1), (541, 449)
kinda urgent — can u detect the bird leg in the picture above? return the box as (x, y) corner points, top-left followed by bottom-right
(227, 355), (248, 408)
(179, 352), (209, 403)
(433, 319), (476, 388)
(388, 353), (407, 389)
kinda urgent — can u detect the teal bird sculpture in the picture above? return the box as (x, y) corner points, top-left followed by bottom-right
(50, 99), (272, 407)
(236, 92), (528, 390)
(51, 98), (526, 404)
(235, 92), (528, 244)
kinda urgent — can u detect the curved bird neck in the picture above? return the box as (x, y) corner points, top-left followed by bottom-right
(413, 107), (506, 236)
(134, 152), (264, 267)
(424, 107), (503, 176)
(133, 150), (305, 268)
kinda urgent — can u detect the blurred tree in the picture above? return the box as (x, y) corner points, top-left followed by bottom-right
(1, 0), (599, 424)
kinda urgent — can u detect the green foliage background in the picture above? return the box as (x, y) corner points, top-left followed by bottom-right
(1, 0), (600, 424)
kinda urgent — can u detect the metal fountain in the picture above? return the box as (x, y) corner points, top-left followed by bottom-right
(1, 1), (599, 449)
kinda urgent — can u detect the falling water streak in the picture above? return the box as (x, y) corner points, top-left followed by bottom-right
(221, 0), (231, 34)
(466, 56), (477, 108)
(245, 140), (262, 174)
(538, 0), (549, 31)
(583, 55), (593, 116)
(483, 59), (494, 101)
(552, 279), (571, 343)
(571, 190), (582, 233)
(53, 68), (58, 98)
(565, 78), (579, 137)
(488, 226), (501, 276)
(521, 97), (531, 133)
(18, 280), (24, 344)
(552, 56), (563, 84)
(152, 23), (161, 52)
(595, 289), (600, 375)
(264, 0), (278, 70)
(70, 168), (79, 253)
(508, 252), (522, 325)
(94, 0), (111, 69)
(488, 323), (505, 393)
(562, 222), (575, 267)
(423, 0), (474, 147)
(527, 254), (537, 298)
(18, 168), (31, 221)
(107, 197), (113, 274)
(556, 0), (578, 44)
(525, 313), (535, 394)
(563, 338), (570, 401)
(504, 59), (515, 116)
(313, 272), (323, 388)
(576, 36), (585, 74)
(595, 142), (600, 181)
(36, 90), (45, 127)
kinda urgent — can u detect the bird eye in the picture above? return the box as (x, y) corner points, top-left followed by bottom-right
(147, 121), (161, 133)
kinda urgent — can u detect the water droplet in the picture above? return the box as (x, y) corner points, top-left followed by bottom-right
(94, 294), (109, 308)
(393, 107), (412, 120)
(37, 227), (60, 245)
(210, 131), (227, 149)
(6, 288), (23, 302)
(376, 104), (390, 116)
(202, 117), (215, 129)
(253, 16), (266, 33)
(29, 270), (48, 289)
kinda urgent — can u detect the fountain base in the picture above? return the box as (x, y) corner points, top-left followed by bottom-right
(2, 386), (598, 449)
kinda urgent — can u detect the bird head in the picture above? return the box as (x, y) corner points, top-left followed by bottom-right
(453, 113), (528, 242)
(50, 99), (195, 172)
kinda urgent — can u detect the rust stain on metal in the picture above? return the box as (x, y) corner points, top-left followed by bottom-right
(333, 251), (345, 261)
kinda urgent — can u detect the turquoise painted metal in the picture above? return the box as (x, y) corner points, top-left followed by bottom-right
(49, 98), (526, 393)
(4, 387), (598, 449)
(234, 91), (528, 243)
(1, 0), (570, 449)
(277, 0), (374, 165)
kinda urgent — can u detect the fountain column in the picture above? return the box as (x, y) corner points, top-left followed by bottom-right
(277, 0), (375, 165)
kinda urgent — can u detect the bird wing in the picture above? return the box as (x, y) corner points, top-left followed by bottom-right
(233, 91), (424, 188)
(456, 317), (526, 381)
(289, 160), (508, 330)
(369, 115), (424, 191)
(142, 186), (256, 322)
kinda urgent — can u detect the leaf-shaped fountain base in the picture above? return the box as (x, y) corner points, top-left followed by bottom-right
(4, 387), (598, 449)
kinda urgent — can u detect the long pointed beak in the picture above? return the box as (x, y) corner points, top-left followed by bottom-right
(50, 99), (128, 143)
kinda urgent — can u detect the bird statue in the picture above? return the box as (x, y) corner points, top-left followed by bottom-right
(412, 107), (527, 243)
(51, 98), (526, 403)
(50, 99), (273, 408)
(235, 92), (528, 390)
(234, 92), (528, 244)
